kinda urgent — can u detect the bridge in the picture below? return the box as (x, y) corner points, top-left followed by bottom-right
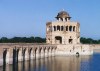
(0, 43), (57, 66)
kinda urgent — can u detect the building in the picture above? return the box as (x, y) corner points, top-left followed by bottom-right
(46, 11), (93, 56)
(46, 11), (80, 44)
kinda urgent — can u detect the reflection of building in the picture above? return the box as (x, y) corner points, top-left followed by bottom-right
(46, 11), (80, 44)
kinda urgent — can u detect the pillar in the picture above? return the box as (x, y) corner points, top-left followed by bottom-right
(30, 49), (34, 60)
(18, 49), (23, 61)
(35, 48), (39, 59)
(48, 48), (52, 57)
(24, 48), (29, 60)
(41, 48), (44, 58)
(45, 47), (48, 58)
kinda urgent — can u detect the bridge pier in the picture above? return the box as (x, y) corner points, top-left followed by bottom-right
(41, 48), (44, 58)
(29, 48), (34, 60)
(35, 48), (40, 59)
(1, 44), (57, 66)
(45, 48), (48, 58)
(18, 48), (23, 61)
(52, 48), (55, 56)
(24, 48), (29, 60)
(48, 48), (52, 57)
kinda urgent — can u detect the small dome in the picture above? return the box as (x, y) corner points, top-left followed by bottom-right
(56, 11), (71, 18)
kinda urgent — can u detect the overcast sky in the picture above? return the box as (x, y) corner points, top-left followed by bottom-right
(0, 0), (100, 39)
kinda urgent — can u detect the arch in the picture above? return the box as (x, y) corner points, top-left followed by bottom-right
(69, 39), (73, 44)
(61, 26), (64, 31)
(76, 52), (79, 57)
(17, 48), (22, 61)
(48, 47), (51, 57)
(53, 26), (56, 31)
(40, 47), (44, 58)
(66, 26), (68, 31)
(13, 48), (17, 63)
(3, 49), (9, 64)
(23, 48), (29, 60)
(69, 26), (72, 31)
(55, 36), (62, 44)
(16, 49), (19, 62)
(73, 26), (75, 32)
(29, 48), (34, 59)
(34, 48), (37, 59)
(44, 47), (48, 57)
(57, 25), (60, 31)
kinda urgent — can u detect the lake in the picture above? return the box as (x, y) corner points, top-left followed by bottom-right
(1, 53), (100, 71)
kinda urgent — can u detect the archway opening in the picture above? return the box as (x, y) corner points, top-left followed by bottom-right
(76, 52), (79, 57)
(35, 48), (37, 59)
(23, 49), (26, 61)
(13, 49), (17, 63)
(29, 48), (32, 60)
(69, 26), (72, 31)
(3, 49), (7, 65)
(69, 39), (73, 44)
(57, 26), (60, 31)
(16, 49), (20, 63)
(55, 36), (62, 44)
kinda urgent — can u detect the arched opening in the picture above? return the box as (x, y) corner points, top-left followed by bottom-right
(69, 39), (73, 44)
(69, 26), (72, 31)
(66, 26), (68, 31)
(76, 52), (79, 57)
(57, 25), (60, 31)
(13, 48), (17, 63)
(48, 47), (51, 57)
(29, 48), (33, 60)
(40, 48), (44, 58)
(3, 49), (7, 65)
(3, 49), (9, 65)
(23, 49), (26, 61)
(55, 36), (62, 44)
(16, 49), (19, 62)
(39, 48), (42, 58)
(34, 48), (37, 59)
(23, 48), (29, 61)
(54, 26), (56, 31)
(17, 49), (22, 61)
(73, 26), (75, 32)
(61, 26), (64, 31)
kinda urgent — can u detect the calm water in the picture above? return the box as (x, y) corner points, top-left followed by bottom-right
(1, 53), (100, 71)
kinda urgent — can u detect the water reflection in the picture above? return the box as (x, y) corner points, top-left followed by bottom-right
(2, 55), (99, 71)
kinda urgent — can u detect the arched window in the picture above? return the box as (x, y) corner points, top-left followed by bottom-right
(57, 25), (60, 31)
(61, 26), (64, 31)
(66, 26), (68, 31)
(73, 26), (75, 32)
(54, 26), (56, 31)
(69, 26), (72, 31)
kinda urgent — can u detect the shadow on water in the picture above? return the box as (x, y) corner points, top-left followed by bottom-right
(3, 62), (6, 71)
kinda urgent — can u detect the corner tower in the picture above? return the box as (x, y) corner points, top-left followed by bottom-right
(46, 11), (80, 44)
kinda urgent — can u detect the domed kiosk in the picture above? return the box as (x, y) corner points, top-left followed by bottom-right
(56, 11), (71, 21)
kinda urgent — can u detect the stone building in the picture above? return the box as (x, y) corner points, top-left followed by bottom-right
(46, 11), (80, 44)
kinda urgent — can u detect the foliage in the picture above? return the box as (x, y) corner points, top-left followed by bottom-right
(0, 36), (99, 44)
(0, 36), (46, 43)
(80, 37), (100, 44)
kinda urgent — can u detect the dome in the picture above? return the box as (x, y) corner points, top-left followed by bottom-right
(56, 11), (71, 19)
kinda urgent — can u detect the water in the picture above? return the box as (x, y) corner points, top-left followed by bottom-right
(1, 53), (100, 71)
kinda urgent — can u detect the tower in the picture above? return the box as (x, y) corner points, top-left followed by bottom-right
(46, 11), (80, 44)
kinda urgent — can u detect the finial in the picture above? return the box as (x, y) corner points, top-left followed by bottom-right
(62, 9), (65, 11)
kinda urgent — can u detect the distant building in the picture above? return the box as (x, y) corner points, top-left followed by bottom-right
(46, 11), (80, 44)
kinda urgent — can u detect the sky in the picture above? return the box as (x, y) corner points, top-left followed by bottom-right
(0, 0), (100, 39)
